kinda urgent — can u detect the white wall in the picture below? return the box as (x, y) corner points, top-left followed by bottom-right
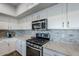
(0, 3), (16, 17)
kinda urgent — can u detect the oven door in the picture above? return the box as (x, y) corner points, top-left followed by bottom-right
(26, 45), (43, 56)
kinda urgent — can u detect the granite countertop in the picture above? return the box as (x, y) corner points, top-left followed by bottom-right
(0, 35), (32, 41)
(43, 41), (79, 56)
(14, 35), (32, 40)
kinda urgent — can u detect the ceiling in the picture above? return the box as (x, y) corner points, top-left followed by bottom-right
(0, 3), (57, 17)
(7, 3), (21, 7)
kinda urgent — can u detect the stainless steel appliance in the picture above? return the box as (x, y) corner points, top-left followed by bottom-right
(26, 41), (43, 56)
(32, 19), (47, 30)
(26, 33), (50, 56)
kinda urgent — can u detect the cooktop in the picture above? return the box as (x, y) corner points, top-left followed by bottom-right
(27, 38), (49, 46)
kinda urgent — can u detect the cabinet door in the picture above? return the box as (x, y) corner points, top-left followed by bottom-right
(35, 6), (49, 20)
(9, 39), (16, 52)
(11, 23), (17, 30)
(8, 23), (17, 30)
(26, 21), (32, 29)
(48, 4), (66, 29)
(8, 23), (12, 30)
(16, 24), (21, 30)
(0, 41), (9, 55)
(0, 22), (8, 29)
(68, 3), (79, 29)
(16, 40), (22, 54)
(43, 48), (65, 56)
(16, 40), (26, 56)
(16, 21), (31, 30)
(21, 40), (26, 56)
(16, 40), (19, 52)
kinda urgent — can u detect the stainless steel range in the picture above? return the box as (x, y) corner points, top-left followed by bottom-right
(26, 33), (50, 56)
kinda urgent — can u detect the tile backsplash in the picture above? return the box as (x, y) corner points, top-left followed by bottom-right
(15, 29), (79, 44)
(49, 29), (79, 44)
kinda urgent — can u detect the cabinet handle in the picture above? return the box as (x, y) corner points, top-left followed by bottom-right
(67, 21), (69, 28)
(62, 22), (64, 27)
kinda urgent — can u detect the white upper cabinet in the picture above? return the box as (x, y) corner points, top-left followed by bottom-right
(0, 14), (18, 30)
(7, 18), (18, 30)
(48, 3), (79, 29)
(26, 21), (31, 30)
(1, 3), (79, 30)
(8, 23), (17, 30)
(67, 3), (79, 29)
(16, 17), (32, 30)
(21, 16), (32, 30)
(0, 22), (8, 29)
(48, 4), (66, 29)
(35, 7), (49, 20)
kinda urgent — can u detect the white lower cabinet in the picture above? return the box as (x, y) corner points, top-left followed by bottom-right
(8, 39), (16, 52)
(0, 40), (9, 55)
(16, 40), (22, 54)
(21, 40), (26, 56)
(43, 48), (65, 56)
(16, 39), (26, 56)
(0, 38), (17, 56)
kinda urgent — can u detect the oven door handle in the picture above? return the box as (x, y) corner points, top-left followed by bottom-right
(27, 45), (41, 51)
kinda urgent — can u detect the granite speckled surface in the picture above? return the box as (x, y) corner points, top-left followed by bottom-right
(43, 40), (79, 56)
(15, 35), (32, 40)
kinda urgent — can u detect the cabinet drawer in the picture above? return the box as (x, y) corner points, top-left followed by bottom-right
(43, 48), (65, 56)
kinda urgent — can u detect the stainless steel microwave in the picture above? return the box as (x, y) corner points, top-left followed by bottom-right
(32, 19), (47, 30)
